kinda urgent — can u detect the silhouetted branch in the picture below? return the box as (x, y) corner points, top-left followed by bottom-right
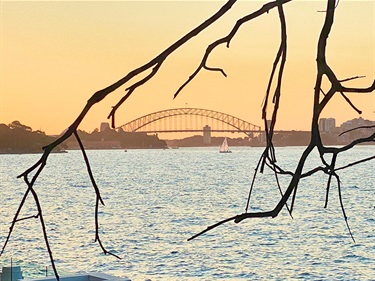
(24, 173), (60, 280)
(2, 149), (50, 259)
(188, 215), (239, 241)
(335, 156), (375, 172)
(265, 161), (294, 177)
(339, 125), (375, 136)
(318, 0), (340, 12)
(73, 131), (120, 259)
(1, 0), (237, 276)
(333, 173), (355, 242)
(339, 75), (365, 83)
(105, 0), (237, 127)
(2, 0), (374, 276)
(14, 214), (39, 222)
(336, 132), (375, 153)
(259, 3), (288, 183)
(339, 91), (362, 114)
(272, 165), (293, 218)
(191, 0), (373, 241)
(74, 131), (104, 205)
(245, 151), (265, 212)
(1, 188), (31, 256)
(341, 80), (375, 93)
(108, 64), (162, 127)
(324, 153), (337, 209)
(174, 0), (292, 99)
(203, 65), (227, 77)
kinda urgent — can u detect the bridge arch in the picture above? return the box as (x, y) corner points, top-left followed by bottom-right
(117, 108), (261, 135)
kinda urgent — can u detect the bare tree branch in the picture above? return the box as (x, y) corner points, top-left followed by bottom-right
(203, 65), (227, 77)
(174, 0), (292, 99)
(190, 0), (373, 241)
(333, 173), (355, 242)
(24, 173), (60, 280)
(339, 125), (375, 136)
(335, 156), (375, 172)
(2, 0), (373, 277)
(14, 214), (39, 222)
(74, 131), (104, 205)
(73, 132), (120, 259)
(341, 80), (375, 93)
(339, 91), (362, 114)
(1, 1), (238, 277)
(339, 75), (365, 83)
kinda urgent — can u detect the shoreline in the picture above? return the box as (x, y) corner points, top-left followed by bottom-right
(1, 143), (373, 155)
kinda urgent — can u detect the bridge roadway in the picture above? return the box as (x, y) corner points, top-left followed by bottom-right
(137, 129), (262, 134)
(131, 129), (307, 134)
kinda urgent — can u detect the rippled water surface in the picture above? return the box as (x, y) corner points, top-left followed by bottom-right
(1, 146), (374, 280)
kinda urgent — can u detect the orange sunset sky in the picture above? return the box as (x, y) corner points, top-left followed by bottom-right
(0, 0), (374, 135)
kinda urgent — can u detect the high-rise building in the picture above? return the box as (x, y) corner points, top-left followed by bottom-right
(319, 118), (336, 132)
(325, 118), (336, 131)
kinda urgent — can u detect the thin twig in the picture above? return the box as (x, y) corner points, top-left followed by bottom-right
(333, 174), (355, 242)
(174, 0), (292, 99)
(24, 172), (60, 281)
(339, 91), (362, 114)
(74, 131), (121, 259)
(14, 214), (39, 222)
(339, 75), (365, 83)
(335, 156), (375, 172)
(339, 125), (375, 136)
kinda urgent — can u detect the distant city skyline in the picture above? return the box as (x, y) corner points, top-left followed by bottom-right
(90, 116), (375, 140)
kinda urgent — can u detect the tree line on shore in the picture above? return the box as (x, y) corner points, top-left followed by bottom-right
(0, 121), (167, 153)
(0, 121), (66, 153)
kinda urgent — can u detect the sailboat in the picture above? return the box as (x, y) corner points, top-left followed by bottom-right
(219, 137), (232, 153)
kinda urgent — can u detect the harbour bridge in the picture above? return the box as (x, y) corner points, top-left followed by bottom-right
(117, 108), (262, 137)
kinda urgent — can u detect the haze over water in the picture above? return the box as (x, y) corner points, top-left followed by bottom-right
(1, 146), (374, 280)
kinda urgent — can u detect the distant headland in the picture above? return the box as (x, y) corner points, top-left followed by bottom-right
(0, 121), (167, 154)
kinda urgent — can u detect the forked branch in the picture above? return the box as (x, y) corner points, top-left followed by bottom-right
(1, 0), (238, 277)
(174, 0), (292, 99)
(189, 0), (374, 241)
(1, 0), (374, 277)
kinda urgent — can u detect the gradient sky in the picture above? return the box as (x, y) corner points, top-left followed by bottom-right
(1, 0), (374, 135)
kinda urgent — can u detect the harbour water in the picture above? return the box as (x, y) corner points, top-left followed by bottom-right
(0, 146), (374, 280)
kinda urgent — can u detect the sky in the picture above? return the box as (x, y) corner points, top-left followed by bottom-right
(0, 0), (374, 135)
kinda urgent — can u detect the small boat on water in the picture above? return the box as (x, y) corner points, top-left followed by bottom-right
(219, 137), (232, 153)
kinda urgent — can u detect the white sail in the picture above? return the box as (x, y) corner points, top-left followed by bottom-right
(219, 137), (231, 153)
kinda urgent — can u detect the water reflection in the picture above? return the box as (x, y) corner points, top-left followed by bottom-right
(0, 147), (374, 280)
